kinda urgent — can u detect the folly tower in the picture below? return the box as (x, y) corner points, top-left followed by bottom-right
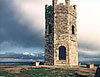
(45, 0), (78, 66)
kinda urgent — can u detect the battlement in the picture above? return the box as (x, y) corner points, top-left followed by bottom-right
(53, 0), (70, 6)
(46, 0), (77, 18)
(46, 0), (76, 7)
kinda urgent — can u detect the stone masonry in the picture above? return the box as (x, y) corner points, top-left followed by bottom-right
(45, 0), (78, 66)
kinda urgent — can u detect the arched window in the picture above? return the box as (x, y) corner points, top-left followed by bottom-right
(72, 25), (75, 34)
(59, 46), (66, 60)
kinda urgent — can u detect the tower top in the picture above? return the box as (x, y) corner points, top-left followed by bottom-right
(53, 0), (70, 6)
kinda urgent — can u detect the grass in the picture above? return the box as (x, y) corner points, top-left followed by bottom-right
(0, 67), (79, 77)
(0, 66), (96, 77)
(0, 66), (15, 68)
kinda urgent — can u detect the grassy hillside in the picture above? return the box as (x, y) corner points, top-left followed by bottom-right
(0, 66), (96, 77)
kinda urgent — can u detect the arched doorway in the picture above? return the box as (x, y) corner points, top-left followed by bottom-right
(59, 46), (66, 60)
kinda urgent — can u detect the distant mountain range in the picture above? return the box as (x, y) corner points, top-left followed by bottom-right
(0, 52), (100, 65)
(0, 52), (44, 62)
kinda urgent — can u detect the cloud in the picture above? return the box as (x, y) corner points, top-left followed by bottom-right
(79, 58), (100, 64)
(0, 0), (100, 58)
(10, 0), (45, 35)
(79, 49), (100, 57)
(23, 52), (35, 56)
(77, 0), (100, 56)
(78, 41), (100, 56)
(0, 0), (46, 49)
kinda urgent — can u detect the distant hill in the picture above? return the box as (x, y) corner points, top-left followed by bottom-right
(0, 52), (100, 65)
(0, 52), (44, 62)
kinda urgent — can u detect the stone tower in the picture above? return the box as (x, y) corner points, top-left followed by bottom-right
(45, 0), (78, 66)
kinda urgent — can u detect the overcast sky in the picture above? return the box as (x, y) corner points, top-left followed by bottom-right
(0, 0), (100, 57)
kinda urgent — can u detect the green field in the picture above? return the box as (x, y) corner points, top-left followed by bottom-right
(0, 66), (95, 77)
(0, 67), (78, 77)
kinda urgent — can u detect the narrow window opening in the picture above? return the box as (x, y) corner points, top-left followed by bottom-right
(72, 25), (75, 34)
(49, 24), (52, 34)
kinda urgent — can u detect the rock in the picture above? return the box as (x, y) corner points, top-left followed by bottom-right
(95, 67), (100, 77)
(86, 64), (94, 68)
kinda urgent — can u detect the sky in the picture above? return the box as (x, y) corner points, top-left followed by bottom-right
(0, 0), (100, 59)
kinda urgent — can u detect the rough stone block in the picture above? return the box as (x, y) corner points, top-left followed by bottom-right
(87, 64), (94, 68)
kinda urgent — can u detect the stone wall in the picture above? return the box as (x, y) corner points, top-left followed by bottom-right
(45, 0), (78, 66)
(45, 5), (54, 65)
